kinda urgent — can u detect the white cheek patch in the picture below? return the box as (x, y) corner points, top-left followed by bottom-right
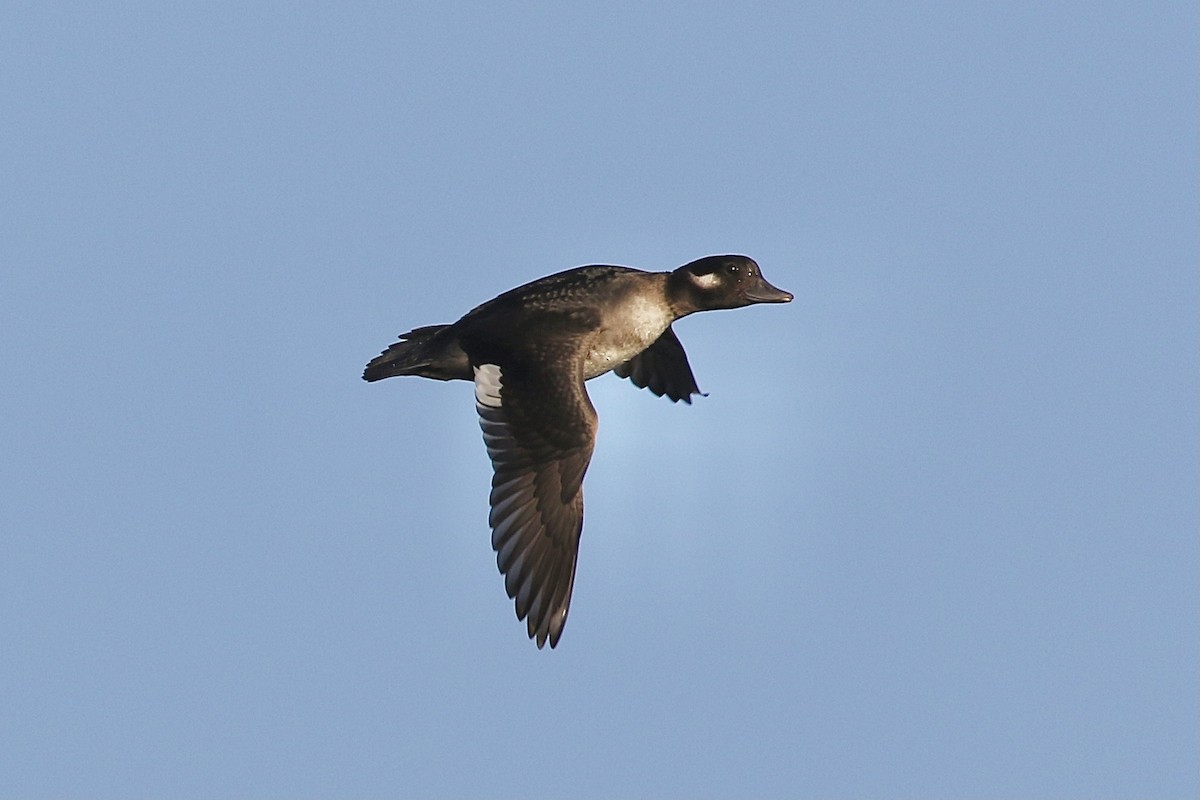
(690, 271), (721, 289)
(473, 363), (503, 408)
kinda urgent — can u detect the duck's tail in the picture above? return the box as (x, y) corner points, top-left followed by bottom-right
(362, 324), (472, 382)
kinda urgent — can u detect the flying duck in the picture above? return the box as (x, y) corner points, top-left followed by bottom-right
(363, 255), (792, 647)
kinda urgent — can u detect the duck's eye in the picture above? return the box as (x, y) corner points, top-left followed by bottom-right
(724, 263), (741, 275)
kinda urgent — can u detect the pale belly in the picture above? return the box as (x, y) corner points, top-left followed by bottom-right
(581, 294), (674, 379)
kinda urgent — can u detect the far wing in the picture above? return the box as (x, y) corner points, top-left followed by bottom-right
(614, 325), (704, 403)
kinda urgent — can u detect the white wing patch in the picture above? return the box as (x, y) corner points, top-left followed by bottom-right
(473, 363), (503, 408)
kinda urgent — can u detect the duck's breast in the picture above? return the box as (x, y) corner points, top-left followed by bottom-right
(581, 289), (674, 379)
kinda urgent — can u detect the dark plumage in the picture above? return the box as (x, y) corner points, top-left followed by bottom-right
(364, 255), (792, 647)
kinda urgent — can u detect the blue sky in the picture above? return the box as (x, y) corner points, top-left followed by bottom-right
(2, 2), (1197, 797)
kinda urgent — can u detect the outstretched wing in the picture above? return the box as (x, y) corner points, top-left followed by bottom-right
(473, 360), (596, 648)
(614, 325), (704, 403)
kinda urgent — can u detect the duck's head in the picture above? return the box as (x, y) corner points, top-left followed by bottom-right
(669, 255), (793, 314)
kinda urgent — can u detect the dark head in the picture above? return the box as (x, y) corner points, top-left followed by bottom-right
(668, 255), (793, 315)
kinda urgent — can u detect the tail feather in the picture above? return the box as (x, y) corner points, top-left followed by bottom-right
(362, 324), (471, 382)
